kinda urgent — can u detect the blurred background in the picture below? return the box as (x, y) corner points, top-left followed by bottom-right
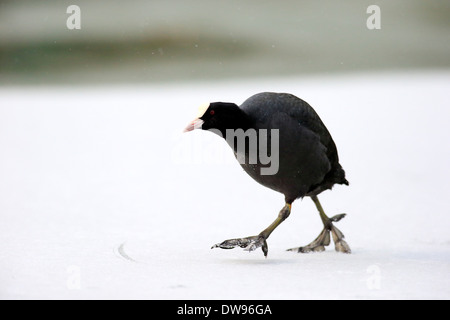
(1, 0), (449, 85)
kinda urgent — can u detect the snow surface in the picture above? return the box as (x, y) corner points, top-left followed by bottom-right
(0, 72), (449, 300)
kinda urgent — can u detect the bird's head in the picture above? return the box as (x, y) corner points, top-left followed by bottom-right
(184, 102), (249, 136)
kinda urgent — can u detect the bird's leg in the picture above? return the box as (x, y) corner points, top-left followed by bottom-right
(212, 203), (292, 258)
(288, 195), (351, 254)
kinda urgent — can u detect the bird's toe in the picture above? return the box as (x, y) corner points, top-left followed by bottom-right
(287, 228), (331, 253)
(330, 213), (347, 222)
(335, 239), (352, 254)
(212, 235), (268, 257)
(331, 226), (351, 254)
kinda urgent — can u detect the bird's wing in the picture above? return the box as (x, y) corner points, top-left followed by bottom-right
(282, 95), (339, 166)
(268, 111), (332, 187)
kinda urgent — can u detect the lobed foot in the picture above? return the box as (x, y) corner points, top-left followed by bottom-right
(212, 235), (268, 257)
(288, 214), (351, 254)
(287, 228), (330, 253)
(331, 225), (351, 254)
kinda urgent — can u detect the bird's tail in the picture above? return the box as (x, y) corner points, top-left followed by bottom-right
(334, 164), (349, 186)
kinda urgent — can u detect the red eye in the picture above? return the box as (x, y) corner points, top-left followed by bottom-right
(210, 110), (215, 116)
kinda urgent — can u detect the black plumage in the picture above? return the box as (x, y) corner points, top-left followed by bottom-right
(185, 92), (351, 257)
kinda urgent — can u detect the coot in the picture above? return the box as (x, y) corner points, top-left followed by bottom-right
(184, 92), (350, 257)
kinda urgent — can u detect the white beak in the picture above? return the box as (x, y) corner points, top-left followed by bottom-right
(183, 118), (204, 132)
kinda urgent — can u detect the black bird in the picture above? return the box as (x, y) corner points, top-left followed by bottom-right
(184, 92), (350, 257)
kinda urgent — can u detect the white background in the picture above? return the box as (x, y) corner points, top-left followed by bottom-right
(1, 72), (449, 299)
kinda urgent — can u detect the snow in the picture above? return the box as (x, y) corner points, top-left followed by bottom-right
(1, 71), (449, 300)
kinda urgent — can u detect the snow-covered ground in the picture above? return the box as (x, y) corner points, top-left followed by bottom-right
(1, 71), (449, 300)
